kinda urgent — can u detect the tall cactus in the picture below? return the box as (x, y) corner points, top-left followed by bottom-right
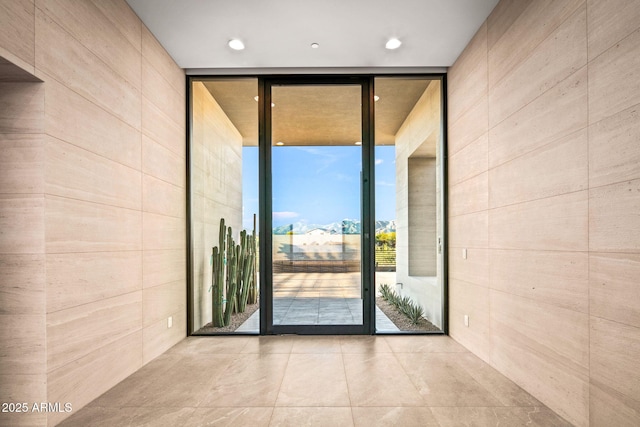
(211, 218), (226, 327)
(237, 229), (255, 313)
(226, 227), (237, 316)
(224, 243), (240, 325)
(235, 230), (247, 313)
(211, 216), (258, 327)
(248, 214), (258, 305)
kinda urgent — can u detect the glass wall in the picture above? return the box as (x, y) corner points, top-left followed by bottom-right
(189, 78), (259, 334)
(187, 75), (446, 335)
(374, 77), (445, 333)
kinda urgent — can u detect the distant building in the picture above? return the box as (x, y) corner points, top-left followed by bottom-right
(306, 228), (331, 235)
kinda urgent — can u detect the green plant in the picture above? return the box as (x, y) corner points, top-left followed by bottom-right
(247, 214), (258, 305)
(406, 304), (424, 325)
(211, 218), (226, 327)
(379, 283), (393, 300)
(211, 218), (259, 327)
(398, 296), (412, 315)
(378, 283), (425, 325)
(236, 229), (256, 313)
(224, 240), (239, 325)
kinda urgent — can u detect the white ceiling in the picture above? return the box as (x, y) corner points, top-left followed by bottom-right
(125, 0), (499, 71)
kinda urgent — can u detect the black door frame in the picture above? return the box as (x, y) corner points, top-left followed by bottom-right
(258, 75), (375, 335)
(186, 73), (448, 337)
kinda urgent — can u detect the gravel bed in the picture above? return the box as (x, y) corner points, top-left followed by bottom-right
(195, 301), (259, 334)
(375, 297), (441, 332)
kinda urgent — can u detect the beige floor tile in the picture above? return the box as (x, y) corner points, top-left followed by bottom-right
(395, 353), (503, 407)
(430, 406), (573, 426)
(352, 407), (439, 426)
(453, 352), (542, 407)
(135, 356), (235, 408)
(200, 353), (289, 407)
(339, 336), (392, 353)
(91, 354), (234, 408)
(290, 335), (343, 353)
(59, 407), (195, 427)
(185, 407), (273, 427)
(269, 407), (354, 427)
(384, 335), (468, 353)
(66, 336), (568, 426)
(168, 336), (251, 354)
(88, 353), (181, 407)
(276, 353), (350, 406)
(240, 336), (296, 353)
(343, 353), (424, 406)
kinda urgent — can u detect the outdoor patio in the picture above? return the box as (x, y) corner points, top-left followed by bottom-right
(237, 272), (399, 331)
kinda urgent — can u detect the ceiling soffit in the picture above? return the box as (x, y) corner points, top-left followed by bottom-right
(201, 77), (434, 147)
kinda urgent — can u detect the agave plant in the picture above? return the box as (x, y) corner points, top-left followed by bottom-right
(379, 283), (393, 300)
(399, 296), (412, 315)
(406, 303), (424, 325)
(388, 292), (400, 306)
(378, 283), (425, 325)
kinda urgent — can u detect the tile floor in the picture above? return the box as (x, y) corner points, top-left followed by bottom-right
(236, 306), (399, 332)
(59, 335), (572, 426)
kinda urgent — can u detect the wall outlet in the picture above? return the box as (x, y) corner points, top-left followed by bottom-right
(462, 248), (467, 259)
(464, 314), (469, 327)
(167, 316), (173, 328)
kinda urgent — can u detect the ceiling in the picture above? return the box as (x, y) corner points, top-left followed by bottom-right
(125, 0), (499, 71)
(129, 1), (498, 148)
(202, 77), (432, 146)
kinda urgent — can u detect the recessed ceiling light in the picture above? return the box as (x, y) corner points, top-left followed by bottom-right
(385, 38), (402, 50)
(228, 39), (245, 50)
(311, 43), (320, 49)
(374, 95), (380, 102)
(276, 142), (284, 146)
(355, 141), (362, 146)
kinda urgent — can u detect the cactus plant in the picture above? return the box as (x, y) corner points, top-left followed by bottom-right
(236, 229), (256, 313)
(223, 243), (240, 325)
(211, 217), (259, 327)
(211, 219), (227, 326)
(247, 215), (258, 305)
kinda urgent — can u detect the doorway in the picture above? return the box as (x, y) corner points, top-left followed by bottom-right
(260, 77), (374, 334)
(187, 74), (447, 336)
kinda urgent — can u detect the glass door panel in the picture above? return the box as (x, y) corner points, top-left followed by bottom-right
(373, 76), (445, 334)
(267, 82), (369, 333)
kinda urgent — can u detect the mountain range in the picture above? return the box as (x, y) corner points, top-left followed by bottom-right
(273, 219), (396, 235)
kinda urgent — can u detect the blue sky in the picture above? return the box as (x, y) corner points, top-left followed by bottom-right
(242, 145), (396, 230)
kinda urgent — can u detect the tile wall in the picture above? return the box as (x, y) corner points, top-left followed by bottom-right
(0, 1), (186, 424)
(447, 0), (640, 425)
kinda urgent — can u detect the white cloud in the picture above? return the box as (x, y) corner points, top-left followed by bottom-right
(273, 211), (299, 220)
(376, 180), (394, 187)
(294, 146), (343, 173)
(375, 159), (384, 165)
